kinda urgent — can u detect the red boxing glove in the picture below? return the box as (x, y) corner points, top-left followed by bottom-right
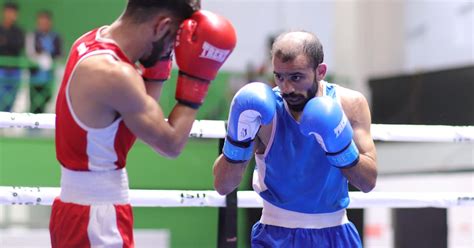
(174, 10), (237, 108)
(142, 53), (173, 82)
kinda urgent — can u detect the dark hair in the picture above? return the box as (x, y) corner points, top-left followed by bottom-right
(3, 2), (19, 11)
(123, 0), (200, 23)
(271, 30), (324, 68)
(37, 9), (52, 19)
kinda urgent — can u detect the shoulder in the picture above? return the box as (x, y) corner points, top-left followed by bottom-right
(336, 85), (370, 121)
(76, 55), (143, 96)
(81, 55), (138, 81)
(337, 86), (367, 106)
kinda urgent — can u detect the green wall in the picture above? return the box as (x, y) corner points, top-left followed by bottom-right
(1, 0), (125, 56)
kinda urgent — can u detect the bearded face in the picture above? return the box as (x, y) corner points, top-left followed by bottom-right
(281, 78), (318, 112)
(139, 30), (173, 67)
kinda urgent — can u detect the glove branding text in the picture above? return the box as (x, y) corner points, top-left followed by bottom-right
(199, 41), (231, 63)
(334, 115), (348, 138)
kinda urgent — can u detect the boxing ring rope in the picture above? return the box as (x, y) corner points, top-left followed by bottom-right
(1, 111), (474, 142)
(1, 186), (473, 208)
(0, 111), (473, 207)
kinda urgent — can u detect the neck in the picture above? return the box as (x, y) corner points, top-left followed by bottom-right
(290, 110), (302, 122)
(316, 80), (324, 97)
(101, 20), (147, 63)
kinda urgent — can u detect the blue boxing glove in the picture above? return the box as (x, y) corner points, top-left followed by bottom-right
(299, 96), (360, 168)
(223, 82), (276, 163)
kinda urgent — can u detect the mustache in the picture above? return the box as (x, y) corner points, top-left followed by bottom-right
(282, 92), (305, 100)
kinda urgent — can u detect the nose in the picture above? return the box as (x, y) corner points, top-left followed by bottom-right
(279, 78), (294, 94)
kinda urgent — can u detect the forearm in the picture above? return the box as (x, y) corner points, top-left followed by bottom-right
(162, 104), (199, 156)
(213, 154), (248, 195)
(342, 154), (377, 193)
(125, 98), (198, 158)
(144, 81), (164, 100)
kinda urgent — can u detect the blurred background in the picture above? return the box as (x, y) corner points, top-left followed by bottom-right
(0, 0), (473, 247)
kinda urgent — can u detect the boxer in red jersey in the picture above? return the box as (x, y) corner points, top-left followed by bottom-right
(51, 0), (236, 247)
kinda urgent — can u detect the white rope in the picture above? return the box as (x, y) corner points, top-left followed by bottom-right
(0, 112), (473, 142)
(0, 112), (226, 139)
(371, 124), (474, 143)
(1, 186), (472, 208)
(0, 112), (56, 129)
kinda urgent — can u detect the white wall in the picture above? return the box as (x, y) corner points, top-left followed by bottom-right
(202, 0), (473, 101)
(202, 0), (335, 72)
(404, 0), (474, 72)
(376, 142), (474, 174)
(333, 0), (405, 98)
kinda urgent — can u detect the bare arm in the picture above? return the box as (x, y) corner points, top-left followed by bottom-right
(144, 80), (165, 101)
(341, 91), (377, 192)
(213, 154), (251, 195)
(81, 56), (197, 158)
(213, 124), (269, 195)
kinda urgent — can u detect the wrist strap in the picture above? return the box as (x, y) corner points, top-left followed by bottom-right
(222, 137), (254, 163)
(142, 59), (172, 82)
(175, 72), (210, 107)
(177, 100), (201, 109)
(327, 140), (360, 168)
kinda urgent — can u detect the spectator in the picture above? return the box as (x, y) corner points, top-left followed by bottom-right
(0, 2), (24, 111)
(26, 10), (62, 113)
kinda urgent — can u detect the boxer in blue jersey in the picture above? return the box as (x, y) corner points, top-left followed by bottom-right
(213, 31), (377, 248)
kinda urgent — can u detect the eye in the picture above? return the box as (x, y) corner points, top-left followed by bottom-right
(290, 75), (302, 82)
(274, 73), (284, 82)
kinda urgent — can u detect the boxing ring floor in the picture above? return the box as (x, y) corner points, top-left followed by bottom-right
(0, 112), (473, 247)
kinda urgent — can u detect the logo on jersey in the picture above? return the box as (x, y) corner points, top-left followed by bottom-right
(199, 42), (230, 63)
(334, 114), (348, 138)
(77, 43), (89, 56)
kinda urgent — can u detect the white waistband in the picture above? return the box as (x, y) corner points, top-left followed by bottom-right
(260, 200), (349, 229)
(60, 167), (130, 205)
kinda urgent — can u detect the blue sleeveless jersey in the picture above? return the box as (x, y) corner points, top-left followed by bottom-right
(254, 81), (350, 214)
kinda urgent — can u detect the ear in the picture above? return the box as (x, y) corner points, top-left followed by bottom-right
(315, 63), (327, 81)
(152, 16), (173, 41)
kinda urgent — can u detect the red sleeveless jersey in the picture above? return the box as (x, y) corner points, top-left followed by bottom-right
(55, 27), (137, 171)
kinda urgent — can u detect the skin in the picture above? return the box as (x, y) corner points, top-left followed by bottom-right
(2, 7), (18, 28)
(213, 32), (377, 195)
(37, 14), (52, 33)
(68, 11), (197, 158)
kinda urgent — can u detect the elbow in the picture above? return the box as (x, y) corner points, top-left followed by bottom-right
(215, 186), (231, 196)
(161, 146), (183, 158)
(214, 179), (236, 196)
(361, 175), (377, 193)
(152, 143), (184, 158)
(148, 126), (190, 158)
(164, 143), (184, 158)
(163, 150), (181, 159)
(360, 181), (376, 193)
(164, 137), (187, 158)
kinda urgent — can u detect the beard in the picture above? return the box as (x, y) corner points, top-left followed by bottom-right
(282, 79), (318, 112)
(139, 31), (171, 68)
